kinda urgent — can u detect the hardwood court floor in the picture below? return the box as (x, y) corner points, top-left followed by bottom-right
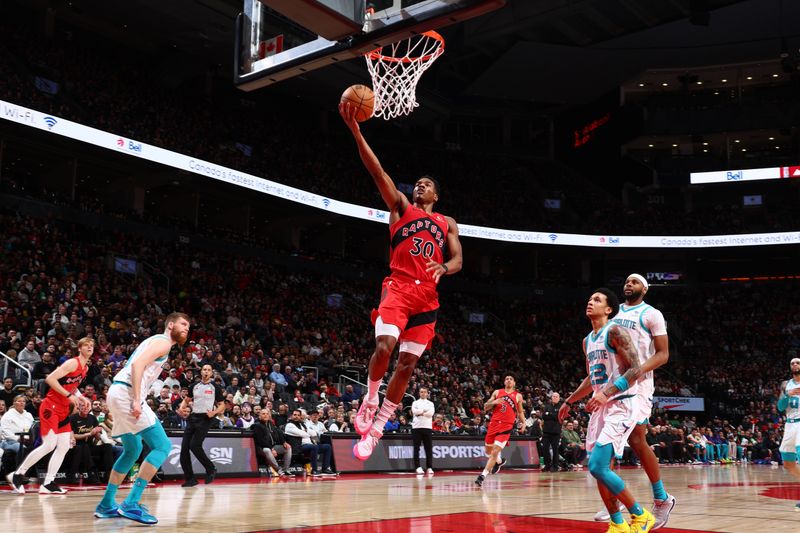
(2, 464), (800, 532)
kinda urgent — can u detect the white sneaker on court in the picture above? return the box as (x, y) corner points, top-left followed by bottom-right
(593, 501), (626, 522)
(652, 494), (676, 529)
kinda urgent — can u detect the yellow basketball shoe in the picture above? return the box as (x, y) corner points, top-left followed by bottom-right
(630, 508), (656, 532)
(606, 521), (632, 533)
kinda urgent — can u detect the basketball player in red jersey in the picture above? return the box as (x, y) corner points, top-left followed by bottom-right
(475, 375), (525, 487)
(7, 337), (93, 494)
(339, 102), (463, 461)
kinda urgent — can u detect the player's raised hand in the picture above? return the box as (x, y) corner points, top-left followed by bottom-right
(338, 101), (360, 133)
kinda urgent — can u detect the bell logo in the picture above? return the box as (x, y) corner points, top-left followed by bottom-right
(116, 138), (125, 148)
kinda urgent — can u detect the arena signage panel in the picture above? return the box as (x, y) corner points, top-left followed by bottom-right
(160, 433), (259, 478)
(3, 99), (800, 248)
(690, 165), (800, 184)
(329, 435), (539, 473)
(652, 396), (705, 412)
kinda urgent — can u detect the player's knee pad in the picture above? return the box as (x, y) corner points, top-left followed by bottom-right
(140, 424), (171, 468)
(588, 443), (624, 495)
(113, 433), (143, 474)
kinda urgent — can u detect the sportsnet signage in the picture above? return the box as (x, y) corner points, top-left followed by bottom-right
(160, 433), (259, 478)
(330, 434), (539, 473)
(4, 98), (800, 248)
(653, 396), (705, 412)
(691, 165), (800, 184)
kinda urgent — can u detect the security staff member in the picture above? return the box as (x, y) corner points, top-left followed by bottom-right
(541, 391), (563, 472)
(178, 364), (225, 487)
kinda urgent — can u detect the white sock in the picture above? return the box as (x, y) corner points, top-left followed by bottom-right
(44, 433), (72, 484)
(15, 431), (59, 476)
(481, 468), (490, 477)
(371, 398), (398, 433)
(366, 378), (382, 404)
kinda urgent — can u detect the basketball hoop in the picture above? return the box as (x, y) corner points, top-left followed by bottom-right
(364, 31), (445, 120)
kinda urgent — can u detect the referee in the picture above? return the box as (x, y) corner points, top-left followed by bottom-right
(178, 364), (225, 487)
(411, 387), (435, 474)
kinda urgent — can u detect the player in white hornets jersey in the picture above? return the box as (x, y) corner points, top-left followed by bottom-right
(593, 273), (675, 529)
(561, 288), (655, 533)
(777, 357), (800, 509)
(95, 312), (190, 525)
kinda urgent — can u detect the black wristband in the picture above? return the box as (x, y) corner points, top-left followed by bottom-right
(442, 264), (449, 273)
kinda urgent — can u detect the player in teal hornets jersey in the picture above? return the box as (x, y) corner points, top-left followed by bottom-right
(95, 312), (190, 525)
(561, 288), (655, 533)
(777, 357), (800, 509)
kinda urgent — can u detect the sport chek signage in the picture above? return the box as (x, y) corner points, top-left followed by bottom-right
(653, 396), (705, 412)
(330, 434), (540, 473)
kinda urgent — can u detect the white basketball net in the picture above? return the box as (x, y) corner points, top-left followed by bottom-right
(365, 31), (445, 120)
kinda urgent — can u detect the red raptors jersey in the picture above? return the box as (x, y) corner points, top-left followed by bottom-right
(45, 357), (87, 406)
(389, 205), (449, 283)
(491, 389), (521, 426)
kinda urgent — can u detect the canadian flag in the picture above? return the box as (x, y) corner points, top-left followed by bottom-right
(258, 35), (284, 59)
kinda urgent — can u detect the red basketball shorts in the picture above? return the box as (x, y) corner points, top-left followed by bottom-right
(39, 397), (73, 436)
(485, 422), (514, 449)
(371, 276), (439, 349)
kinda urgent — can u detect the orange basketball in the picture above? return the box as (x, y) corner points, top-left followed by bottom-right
(340, 84), (375, 122)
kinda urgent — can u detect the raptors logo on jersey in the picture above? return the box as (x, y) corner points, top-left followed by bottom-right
(491, 389), (521, 426)
(389, 205), (449, 283)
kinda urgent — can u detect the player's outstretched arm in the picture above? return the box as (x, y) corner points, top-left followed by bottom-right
(339, 102), (409, 214)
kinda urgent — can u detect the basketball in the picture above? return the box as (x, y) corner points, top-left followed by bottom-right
(340, 84), (374, 122)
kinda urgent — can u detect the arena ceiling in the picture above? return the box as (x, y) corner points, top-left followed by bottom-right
(10, 0), (800, 116)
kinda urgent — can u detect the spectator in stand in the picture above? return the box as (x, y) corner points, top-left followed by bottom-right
(561, 421), (585, 468)
(252, 409), (293, 477)
(0, 395), (33, 470)
(283, 409), (333, 476)
(341, 385), (359, 405)
(384, 412), (400, 433)
(0, 378), (15, 408)
(270, 364), (288, 391)
(68, 400), (104, 484)
(236, 403), (256, 429)
(17, 340), (41, 379)
(94, 366), (113, 392)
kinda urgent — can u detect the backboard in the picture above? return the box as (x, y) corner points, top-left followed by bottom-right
(234, 0), (505, 91)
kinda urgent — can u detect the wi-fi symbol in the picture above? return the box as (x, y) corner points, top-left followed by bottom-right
(548, 233), (558, 242)
(322, 198), (331, 208)
(43, 116), (57, 130)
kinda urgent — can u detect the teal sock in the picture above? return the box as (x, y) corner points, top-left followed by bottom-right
(124, 477), (147, 505)
(628, 502), (644, 516)
(652, 479), (667, 501)
(610, 511), (625, 525)
(100, 483), (119, 507)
